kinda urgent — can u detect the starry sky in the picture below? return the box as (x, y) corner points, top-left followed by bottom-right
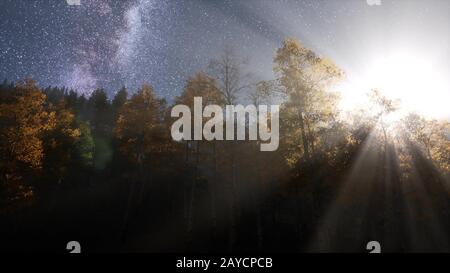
(1, 0), (450, 114)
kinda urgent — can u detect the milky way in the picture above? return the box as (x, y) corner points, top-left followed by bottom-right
(1, 0), (450, 104)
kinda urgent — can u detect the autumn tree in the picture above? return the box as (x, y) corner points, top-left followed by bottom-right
(248, 81), (274, 105)
(274, 38), (344, 166)
(42, 100), (81, 186)
(400, 113), (450, 173)
(207, 48), (250, 188)
(0, 79), (55, 202)
(175, 72), (223, 161)
(208, 48), (252, 250)
(175, 72), (223, 241)
(368, 89), (400, 147)
(114, 84), (169, 240)
(115, 84), (167, 166)
(114, 85), (166, 187)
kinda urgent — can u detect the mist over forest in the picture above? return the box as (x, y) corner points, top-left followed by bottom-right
(1, 38), (449, 252)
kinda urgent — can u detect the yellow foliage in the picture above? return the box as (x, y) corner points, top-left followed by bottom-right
(0, 79), (55, 171)
(274, 38), (344, 166)
(114, 84), (167, 164)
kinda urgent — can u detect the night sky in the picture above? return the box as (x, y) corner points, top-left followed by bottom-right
(1, 0), (450, 114)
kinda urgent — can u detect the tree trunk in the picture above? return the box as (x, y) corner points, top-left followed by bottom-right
(183, 141), (189, 222)
(187, 141), (200, 247)
(306, 118), (315, 155)
(121, 174), (137, 244)
(137, 157), (147, 206)
(255, 144), (263, 250)
(229, 142), (237, 251)
(298, 110), (310, 161)
(185, 140), (189, 163)
(211, 141), (218, 239)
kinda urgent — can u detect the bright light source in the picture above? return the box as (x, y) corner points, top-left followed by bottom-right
(340, 49), (450, 120)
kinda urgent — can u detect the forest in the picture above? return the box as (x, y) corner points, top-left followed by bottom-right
(1, 38), (449, 252)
